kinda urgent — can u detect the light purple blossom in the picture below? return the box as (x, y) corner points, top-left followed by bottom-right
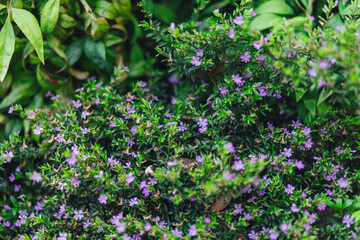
(172, 228), (183, 238)
(28, 110), (35, 119)
(57, 233), (68, 240)
(280, 223), (291, 234)
(338, 178), (349, 188)
(284, 184), (295, 194)
(31, 172), (42, 182)
(83, 220), (91, 228)
(73, 100), (82, 108)
(317, 203), (326, 211)
(232, 74), (245, 86)
(343, 215), (354, 228)
(98, 195), (108, 204)
(178, 122), (187, 132)
(123, 65), (130, 72)
(188, 225), (197, 237)
(129, 197), (139, 206)
(234, 204), (244, 215)
(219, 87), (229, 95)
(196, 156), (203, 163)
(269, 230), (279, 240)
(170, 22), (175, 31)
(308, 68), (317, 77)
(253, 41), (263, 50)
(8, 105), (13, 114)
(282, 148), (292, 158)
(73, 210), (84, 220)
(228, 29), (235, 39)
(290, 203), (299, 212)
(191, 56), (201, 66)
(81, 110), (90, 119)
(196, 49), (204, 57)
(240, 51), (251, 62)
(232, 160), (244, 171)
(234, 15), (244, 26)
(125, 173), (135, 184)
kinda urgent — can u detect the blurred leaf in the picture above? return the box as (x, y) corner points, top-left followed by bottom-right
(327, 13), (343, 28)
(5, 119), (23, 137)
(255, 1), (294, 15)
(11, 7), (45, 64)
(12, 0), (23, 8)
(317, 87), (333, 106)
(104, 34), (124, 47)
(0, 82), (38, 109)
(0, 16), (15, 82)
(65, 40), (84, 68)
(130, 14), (141, 43)
(112, 0), (131, 24)
(152, 3), (176, 24)
(36, 64), (65, 90)
(295, 87), (307, 102)
(90, 17), (109, 41)
(130, 42), (144, 63)
(22, 41), (35, 70)
(304, 99), (316, 117)
(84, 38), (112, 71)
(288, 16), (308, 31)
(0, 74), (12, 98)
(68, 67), (89, 80)
(338, 0), (352, 17)
(352, 210), (360, 223)
(250, 13), (283, 31)
(0, 3), (7, 11)
(95, 1), (117, 20)
(40, 0), (60, 33)
(59, 13), (77, 28)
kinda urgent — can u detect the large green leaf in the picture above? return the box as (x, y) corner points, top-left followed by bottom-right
(317, 87), (333, 106)
(11, 7), (45, 64)
(0, 3), (7, 11)
(250, 13), (283, 31)
(95, 1), (117, 19)
(295, 87), (307, 102)
(65, 40), (84, 68)
(84, 38), (112, 72)
(0, 82), (38, 109)
(0, 16), (15, 82)
(304, 99), (316, 117)
(256, 1), (294, 15)
(40, 0), (60, 34)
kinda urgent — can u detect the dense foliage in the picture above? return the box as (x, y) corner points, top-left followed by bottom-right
(1, 0), (360, 239)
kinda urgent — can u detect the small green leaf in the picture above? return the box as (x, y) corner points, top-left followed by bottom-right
(304, 99), (316, 117)
(317, 87), (333, 106)
(152, 3), (176, 24)
(0, 16), (15, 82)
(295, 88), (307, 102)
(95, 1), (117, 19)
(65, 40), (84, 67)
(84, 38), (112, 71)
(0, 3), (7, 11)
(90, 17), (109, 41)
(352, 210), (360, 223)
(0, 82), (38, 109)
(256, 1), (294, 15)
(11, 7), (44, 64)
(250, 13), (283, 31)
(40, 0), (60, 34)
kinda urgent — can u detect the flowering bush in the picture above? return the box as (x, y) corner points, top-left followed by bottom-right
(1, 1), (360, 239)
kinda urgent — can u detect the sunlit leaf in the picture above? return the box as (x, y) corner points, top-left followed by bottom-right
(0, 16), (15, 82)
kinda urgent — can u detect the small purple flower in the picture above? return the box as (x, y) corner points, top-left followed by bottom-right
(280, 223), (291, 234)
(8, 105), (13, 114)
(129, 197), (139, 206)
(125, 173), (135, 184)
(233, 204), (244, 215)
(240, 51), (251, 62)
(338, 178), (349, 188)
(295, 160), (305, 170)
(188, 225), (197, 237)
(83, 219), (91, 228)
(290, 203), (299, 212)
(248, 230), (258, 239)
(196, 156), (203, 163)
(98, 194), (108, 204)
(251, 9), (257, 17)
(282, 148), (292, 158)
(196, 49), (204, 57)
(232, 74), (245, 86)
(170, 22), (175, 31)
(228, 29), (235, 39)
(33, 125), (44, 135)
(269, 230), (279, 240)
(95, 99), (100, 104)
(232, 160), (244, 171)
(224, 142), (236, 153)
(31, 172), (42, 182)
(123, 65), (130, 72)
(57, 233), (68, 240)
(284, 184), (295, 194)
(191, 56), (201, 66)
(234, 15), (244, 26)
(81, 110), (90, 119)
(14, 184), (21, 192)
(168, 73), (179, 84)
(178, 122), (187, 132)
(73, 210), (84, 220)
(253, 41), (263, 50)
(9, 173), (15, 182)
(171, 98), (177, 104)
(318, 60), (329, 70)
(73, 100), (82, 108)
(172, 228), (183, 238)
(343, 214), (354, 228)
(308, 15), (315, 21)
(28, 110), (35, 119)
(308, 68), (317, 77)
(219, 87), (229, 95)
(317, 203), (326, 211)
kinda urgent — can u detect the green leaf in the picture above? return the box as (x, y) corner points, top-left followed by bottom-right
(255, 1), (294, 15)
(317, 87), (333, 106)
(40, 0), (60, 34)
(11, 7), (44, 64)
(95, 0), (117, 19)
(304, 99), (316, 117)
(0, 16), (15, 82)
(0, 3), (7, 11)
(84, 38), (112, 72)
(65, 40), (84, 67)
(352, 210), (360, 223)
(250, 13), (283, 31)
(90, 17), (109, 41)
(152, 3), (176, 24)
(295, 88), (307, 102)
(0, 82), (38, 109)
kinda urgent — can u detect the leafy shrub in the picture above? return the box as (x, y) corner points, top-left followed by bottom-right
(1, 1), (360, 239)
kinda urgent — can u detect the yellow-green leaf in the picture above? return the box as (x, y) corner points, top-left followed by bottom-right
(0, 3), (7, 11)
(40, 0), (60, 34)
(11, 7), (45, 64)
(0, 16), (15, 82)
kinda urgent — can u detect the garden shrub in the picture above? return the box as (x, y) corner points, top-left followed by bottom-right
(1, 1), (360, 239)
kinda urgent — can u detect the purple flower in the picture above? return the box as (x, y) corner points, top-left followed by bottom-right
(65, 155), (77, 166)
(282, 148), (292, 158)
(170, 22), (175, 31)
(280, 223), (291, 234)
(317, 203), (326, 211)
(234, 15), (244, 26)
(8, 105), (13, 114)
(232, 74), (245, 86)
(33, 125), (44, 135)
(343, 214), (354, 228)
(191, 56), (201, 66)
(219, 87), (229, 95)
(57, 233), (68, 240)
(308, 15), (315, 21)
(240, 51), (251, 62)
(83, 220), (91, 228)
(308, 68), (317, 77)
(251, 9), (257, 17)
(129, 197), (139, 206)
(73, 210), (84, 220)
(198, 118), (208, 128)
(196, 156), (203, 163)
(98, 195), (108, 204)
(75, 87), (84, 92)
(144, 222), (151, 231)
(290, 203), (299, 212)
(303, 126), (311, 136)
(108, 156), (119, 166)
(123, 65), (130, 72)
(73, 100), (82, 108)
(27, 110), (35, 119)
(196, 49), (204, 57)
(14, 184), (21, 192)
(81, 110), (90, 119)
(295, 160), (305, 170)
(232, 160), (245, 171)
(95, 98), (100, 104)
(228, 29), (235, 39)
(234, 204), (244, 215)
(318, 60), (329, 70)
(171, 98), (176, 104)
(116, 222), (126, 233)
(253, 41), (263, 50)
(172, 228), (183, 238)
(188, 225), (197, 237)
(248, 230), (258, 239)
(31, 172), (42, 182)
(284, 184), (295, 194)
(338, 178), (349, 188)
(178, 122), (187, 132)
(269, 230), (279, 240)
(225, 142), (236, 153)
(168, 73), (179, 84)
(126, 173), (135, 184)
